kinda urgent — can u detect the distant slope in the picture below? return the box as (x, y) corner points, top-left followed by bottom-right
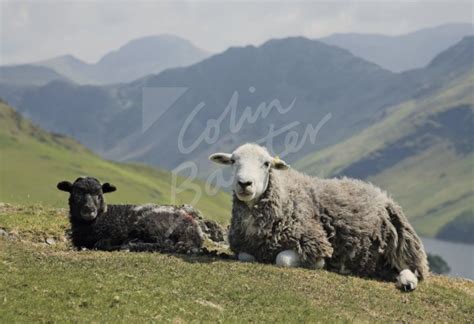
(0, 100), (231, 224)
(0, 65), (67, 86)
(34, 35), (210, 84)
(295, 68), (474, 240)
(37, 55), (96, 84)
(95, 34), (210, 84)
(321, 23), (473, 72)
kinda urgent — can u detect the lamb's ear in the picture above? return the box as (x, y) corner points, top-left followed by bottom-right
(272, 157), (290, 170)
(209, 153), (233, 165)
(102, 183), (117, 193)
(57, 181), (73, 193)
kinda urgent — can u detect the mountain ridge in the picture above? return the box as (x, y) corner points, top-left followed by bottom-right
(1, 36), (471, 177)
(0, 64), (68, 86)
(321, 22), (473, 72)
(3, 34), (210, 85)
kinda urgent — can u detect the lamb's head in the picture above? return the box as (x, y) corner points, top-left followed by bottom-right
(209, 143), (289, 204)
(57, 177), (116, 222)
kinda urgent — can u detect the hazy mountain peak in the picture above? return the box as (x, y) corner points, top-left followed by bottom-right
(321, 22), (473, 72)
(417, 35), (474, 81)
(30, 34), (210, 85)
(98, 34), (208, 66)
(428, 34), (474, 66)
(38, 54), (89, 67)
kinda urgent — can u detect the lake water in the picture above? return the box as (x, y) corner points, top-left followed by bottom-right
(422, 237), (474, 280)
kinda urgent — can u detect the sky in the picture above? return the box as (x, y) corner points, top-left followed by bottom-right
(0, 0), (472, 65)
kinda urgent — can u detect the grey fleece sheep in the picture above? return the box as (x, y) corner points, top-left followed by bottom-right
(57, 177), (226, 254)
(210, 143), (429, 291)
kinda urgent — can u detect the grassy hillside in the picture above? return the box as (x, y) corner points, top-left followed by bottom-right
(1, 205), (473, 322)
(0, 100), (231, 224)
(296, 70), (473, 238)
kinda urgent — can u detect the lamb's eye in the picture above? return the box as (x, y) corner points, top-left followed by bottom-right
(264, 161), (271, 168)
(230, 159), (235, 164)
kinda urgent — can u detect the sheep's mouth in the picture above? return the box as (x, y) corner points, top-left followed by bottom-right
(80, 211), (98, 221)
(235, 190), (255, 201)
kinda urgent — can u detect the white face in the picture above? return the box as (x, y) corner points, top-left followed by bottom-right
(209, 144), (289, 204)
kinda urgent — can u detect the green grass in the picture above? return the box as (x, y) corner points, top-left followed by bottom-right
(295, 71), (474, 237)
(369, 144), (473, 236)
(1, 205), (473, 322)
(0, 102), (231, 224)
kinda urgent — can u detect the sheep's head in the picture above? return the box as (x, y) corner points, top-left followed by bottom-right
(209, 143), (289, 204)
(57, 177), (116, 222)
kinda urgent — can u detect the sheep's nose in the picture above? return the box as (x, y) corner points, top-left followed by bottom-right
(82, 205), (94, 213)
(238, 180), (253, 188)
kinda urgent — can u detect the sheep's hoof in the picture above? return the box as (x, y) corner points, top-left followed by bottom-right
(314, 258), (325, 269)
(238, 252), (256, 262)
(276, 250), (300, 268)
(397, 269), (418, 292)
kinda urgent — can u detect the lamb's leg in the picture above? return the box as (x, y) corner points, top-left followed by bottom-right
(122, 241), (201, 254)
(238, 252), (256, 262)
(397, 269), (418, 292)
(121, 242), (164, 252)
(94, 239), (122, 251)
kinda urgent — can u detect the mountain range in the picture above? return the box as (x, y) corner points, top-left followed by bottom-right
(1, 36), (471, 172)
(0, 35), (210, 85)
(321, 22), (473, 72)
(1, 23), (472, 87)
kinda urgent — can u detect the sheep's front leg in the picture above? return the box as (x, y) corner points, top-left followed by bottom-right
(275, 250), (325, 269)
(276, 250), (300, 267)
(296, 220), (333, 269)
(397, 269), (418, 292)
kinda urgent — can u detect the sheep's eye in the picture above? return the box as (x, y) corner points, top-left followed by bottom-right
(264, 161), (271, 168)
(230, 159), (235, 164)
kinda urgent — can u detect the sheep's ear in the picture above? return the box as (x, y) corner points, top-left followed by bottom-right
(272, 157), (290, 170)
(209, 153), (233, 165)
(102, 183), (117, 193)
(57, 181), (73, 193)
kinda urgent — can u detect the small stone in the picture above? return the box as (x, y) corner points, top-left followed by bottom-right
(45, 237), (56, 245)
(0, 229), (8, 238)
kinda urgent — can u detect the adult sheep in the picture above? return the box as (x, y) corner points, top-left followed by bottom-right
(57, 176), (226, 254)
(209, 143), (429, 291)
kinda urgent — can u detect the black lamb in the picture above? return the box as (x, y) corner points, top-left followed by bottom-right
(57, 176), (226, 254)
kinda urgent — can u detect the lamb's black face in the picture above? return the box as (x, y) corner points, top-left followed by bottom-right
(57, 177), (116, 223)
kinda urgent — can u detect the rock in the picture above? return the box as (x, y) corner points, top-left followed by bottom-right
(0, 228), (9, 238)
(45, 237), (56, 245)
